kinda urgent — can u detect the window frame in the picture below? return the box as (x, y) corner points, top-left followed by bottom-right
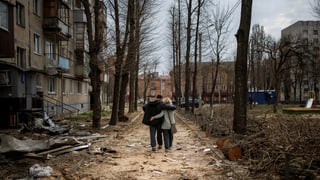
(77, 81), (82, 94)
(48, 77), (56, 94)
(69, 79), (74, 94)
(0, 1), (9, 31)
(62, 78), (66, 94)
(34, 33), (41, 54)
(17, 47), (26, 68)
(16, 2), (25, 27)
(45, 40), (55, 60)
(33, 0), (40, 16)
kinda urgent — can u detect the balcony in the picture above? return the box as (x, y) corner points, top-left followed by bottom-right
(43, 17), (71, 41)
(58, 56), (70, 70)
(45, 55), (70, 72)
(74, 10), (87, 23)
(75, 65), (89, 79)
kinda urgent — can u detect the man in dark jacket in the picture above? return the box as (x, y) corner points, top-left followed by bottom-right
(142, 95), (176, 151)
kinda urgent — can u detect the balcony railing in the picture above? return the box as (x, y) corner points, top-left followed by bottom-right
(75, 65), (89, 78)
(58, 56), (70, 70)
(43, 17), (70, 40)
(74, 10), (87, 23)
(45, 55), (70, 71)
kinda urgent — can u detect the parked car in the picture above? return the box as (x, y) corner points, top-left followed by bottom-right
(180, 97), (203, 108)
(137, 99), (145, 104)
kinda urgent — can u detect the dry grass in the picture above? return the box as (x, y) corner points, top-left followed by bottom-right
(188, 104), (320, 179)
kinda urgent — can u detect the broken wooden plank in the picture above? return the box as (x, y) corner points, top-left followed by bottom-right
(50, 144), (90, 156)
(75, 135), (107, 141)
(37, 145), (73, 155)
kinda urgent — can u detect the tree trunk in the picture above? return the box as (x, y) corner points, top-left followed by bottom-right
(89, 54), (102, 128)
(130, 0), (140, 113)
(119, 0), (136, 119)
(185, 0), (193, 111)
(191, 0), (203, 113)
(110, 0), (129, 125)
(233, 0), (252, 135)
(81, 0), (105, 129)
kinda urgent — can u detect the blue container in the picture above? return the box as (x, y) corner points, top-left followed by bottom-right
(248, 90), (275, 104)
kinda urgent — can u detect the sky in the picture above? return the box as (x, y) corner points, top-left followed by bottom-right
(155, 0), (319, 75)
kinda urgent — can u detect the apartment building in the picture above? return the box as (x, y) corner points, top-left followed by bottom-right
(281, 21), (320, 102)
(138, 72), (173, 101)
(0, 0), (101, 128)
(172, 61), (235, 104)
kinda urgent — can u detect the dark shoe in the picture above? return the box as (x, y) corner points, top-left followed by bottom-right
(152, 147), (156, 151)
(158, 146), (162, 149)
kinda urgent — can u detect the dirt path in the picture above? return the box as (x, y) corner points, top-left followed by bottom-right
(70, 111), (247, 180)
(0, 110), (248, 179)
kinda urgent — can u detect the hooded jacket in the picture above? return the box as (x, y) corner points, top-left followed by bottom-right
(142, 99), (176, 126)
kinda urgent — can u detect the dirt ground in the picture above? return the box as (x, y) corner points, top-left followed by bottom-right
(0, 109), (248, 180)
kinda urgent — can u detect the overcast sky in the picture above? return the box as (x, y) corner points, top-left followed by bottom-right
(249, 0), (317, 38)
(155, 0), (318, 74)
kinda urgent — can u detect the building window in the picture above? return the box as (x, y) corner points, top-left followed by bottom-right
(62, 79), (66, 94)
(0, 1), (8, 30)
(34, 34), (40, 54)
(69, 79), (74, 94)
(314, 30), (318, 35)
(45, 40), (55, 60)
(16, 2), (25, 27)
(77, 81), (82, 94)
(48, 77), (56, 94)
(17, 47), (26, 68)
(33, 0), (40, 16)
(35, 74), (42, 92)
(303, 30), (308, 38)
(0, 70), (10, 85)
(75, 0), (82, 8)
(84, 83), (88, 95)
(314, 38), (319, 45)
(36, 74), (41, 86)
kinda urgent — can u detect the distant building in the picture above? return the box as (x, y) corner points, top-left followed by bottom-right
(138, 72), (173, 101)
(281, 21), (320, 102)
(172, 61), (235, 104)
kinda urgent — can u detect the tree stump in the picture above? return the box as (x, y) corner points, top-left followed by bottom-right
(215, 138), (231, 148)
(205, 126), (212, 137)
(221, 144), (241, 161)
(216, 138), (225, 148)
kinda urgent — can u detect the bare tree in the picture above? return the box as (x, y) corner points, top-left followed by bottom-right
(233, 0), (252, 135)
(191, 0), (205, 113)
(311, 0), (320, 18)
(248, 24), (266, 107)
(169, 0), (183, 106)
(81, 0), (106, 129)
(184, 0), (193, 111)
(118, 0), (136, 121)
(264, 36), (307, 112)
(109, 0), (130, 125)
(204, 1), (232, 108)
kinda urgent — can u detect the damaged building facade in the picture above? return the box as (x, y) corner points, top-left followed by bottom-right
(0, 0), (103, 128)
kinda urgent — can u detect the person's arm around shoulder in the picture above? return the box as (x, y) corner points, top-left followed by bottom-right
(150, 111), (164, 121)
(161, 103), (176, 111)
